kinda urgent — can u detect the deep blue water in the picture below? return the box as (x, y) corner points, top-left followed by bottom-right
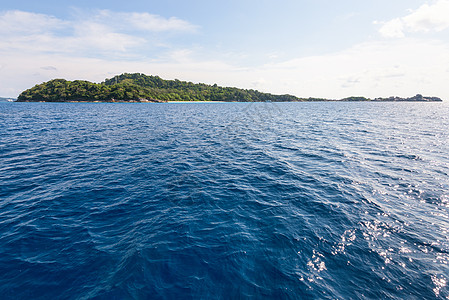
(1, 101), (449, 299)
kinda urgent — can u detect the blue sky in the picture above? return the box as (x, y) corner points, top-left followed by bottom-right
(1, 0), (449, 100)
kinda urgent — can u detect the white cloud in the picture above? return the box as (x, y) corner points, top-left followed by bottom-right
(125, 12), (198, 32)
(0, 51), (243, 97)
(0, 9), (201, 97)
(403, 0), (449, 32)
(378, 0), (449, 38)
(71, 21), (145, 53)
(1, 10), (448, 102)
(86, 10), (199, 33)
(41, 66), (58, 71)
(252, 39), (449, 99)
(0, 9), (198, 57)
(0, 10), (66, 35)
(378, 18), (405, 38)
(2, 38), (448, 101)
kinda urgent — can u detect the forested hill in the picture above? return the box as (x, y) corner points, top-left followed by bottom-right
(17, 73), (304, 102)
(17, 73), (443, 102)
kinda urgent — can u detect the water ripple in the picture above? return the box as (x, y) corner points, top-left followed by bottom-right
(1, 102), (448, 299)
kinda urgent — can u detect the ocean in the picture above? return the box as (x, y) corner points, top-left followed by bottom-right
(1, 101), (448, 299)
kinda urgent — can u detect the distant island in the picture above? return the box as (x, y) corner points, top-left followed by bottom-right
(0, 97), (16, 102)
(16, 73), (443, 103)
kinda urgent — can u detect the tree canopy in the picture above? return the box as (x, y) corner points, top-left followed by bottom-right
(17, 73), (442, 102)
(17, 73), (306, 102)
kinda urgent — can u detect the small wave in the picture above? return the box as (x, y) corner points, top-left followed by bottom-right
(1, 102), (448, 299)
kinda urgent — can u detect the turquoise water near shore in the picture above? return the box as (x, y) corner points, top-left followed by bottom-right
(1, 102), (448, 299)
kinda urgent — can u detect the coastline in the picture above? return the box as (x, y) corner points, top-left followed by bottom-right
(13, 99), (444, 103)
(15, 74), (443, 103)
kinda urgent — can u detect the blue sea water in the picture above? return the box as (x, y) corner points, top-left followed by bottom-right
(1, 101), (448, 299)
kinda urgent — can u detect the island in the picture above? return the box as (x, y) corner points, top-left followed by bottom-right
(0, 97), (16, 102)
(16, 73), (443, 103)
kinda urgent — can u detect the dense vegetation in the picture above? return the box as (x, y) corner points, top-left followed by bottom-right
(17, 73), (443, 102)
(17, 73), (306, 102)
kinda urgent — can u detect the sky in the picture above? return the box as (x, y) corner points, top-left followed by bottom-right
(1, 0), (449, 100)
